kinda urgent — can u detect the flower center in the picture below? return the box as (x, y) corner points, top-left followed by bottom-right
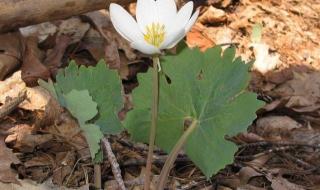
(144, 22), (165, 48)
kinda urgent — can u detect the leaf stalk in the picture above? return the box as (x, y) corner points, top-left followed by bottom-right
(157, 119), (198, 190)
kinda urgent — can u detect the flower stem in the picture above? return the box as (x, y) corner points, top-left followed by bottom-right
(157, 119), (198, 190)
(144, 56), (160, 190)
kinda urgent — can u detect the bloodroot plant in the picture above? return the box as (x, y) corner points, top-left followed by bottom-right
(41, 1), (263, 189)
(110, 0), (199, 189)
(110, 0), (263, 190)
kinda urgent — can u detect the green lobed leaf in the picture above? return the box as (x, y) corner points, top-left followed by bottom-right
(39, 60), (123, 161)
(63, 89), (98, 123)
(81, 123), (104, 160)
(63, 89), (102, 160)
(55, 60), (123, 134)
(125, 46), (264, 177)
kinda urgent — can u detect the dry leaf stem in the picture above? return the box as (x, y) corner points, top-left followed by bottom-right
(144, 56), (160, 190)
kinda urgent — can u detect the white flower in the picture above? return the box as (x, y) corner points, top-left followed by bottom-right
(109, 0), (199, 55)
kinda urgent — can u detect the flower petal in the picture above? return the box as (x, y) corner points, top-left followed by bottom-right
(156, 0), (177, 30)
(160, 28), (185, 49)
(109, 3), (143, 42)
(136, 0), (157, 33)
(185, 9), (200, 33)
(160, 2), (198, 49)
(131, 40), (161, 55)
(167, 1), (193, 34)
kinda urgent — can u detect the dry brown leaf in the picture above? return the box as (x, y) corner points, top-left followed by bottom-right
(215, 176), (241, 189)
(208, 0), (233, 8)
(288, 128), (320, 146)
(264, 69), (294, 85)
(79, 28), (105, 62)
(198, 6), (227, 24)
(0, 32), (23, 80)
(58, 17), (90, 44)
(0, 179), (34, 190)
(24, 154), (54, 168)
(44, 112), (90, 158)
(254, 116), (302, 140)
(267, 175), (304, 190)
(261, 100), (283, 112)
(7, 111), (91, 186)
(186, 24), (215, 51)
(0, 136), (20, 184)
(85, 10), (137, 62)
(21, 37), (50, 86)
(238, 167), (263, 185)
(104, 30), (122, 70)
(246, 155), (271, 168)
(231, 132), (265, 144)
(0, 178), (89, 190)
(272, 72), (320, 112)
(84, 10), (135, 79)
(5, 124), (54, 152)
(44, 35), (72, 75)
(237, 184), (266, 190)
(52, 151), (76, 186)
(19, 22), (57, 43)
(34, 97), (63, 128)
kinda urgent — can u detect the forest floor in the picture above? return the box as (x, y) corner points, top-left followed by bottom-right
(0, 0), (319, 189)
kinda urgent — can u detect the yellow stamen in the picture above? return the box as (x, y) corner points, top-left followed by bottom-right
(144, 22), (165, 48)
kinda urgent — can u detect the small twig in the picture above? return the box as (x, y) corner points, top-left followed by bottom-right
(216, 42), (240, 47)
(65, 155), (90, 186)
(238, 141), (320, 149)
(0, 89), (27, 119)
(102, 136), (126, 190)
(122, 155), (190, 167)
(178, 180), (207, 190)
(280, 152), (314, 170)
(236, 146), (293, 160)
(94, 164), (102, 189)
(116, 138), (163, 154)
(82, 165), (89, 185)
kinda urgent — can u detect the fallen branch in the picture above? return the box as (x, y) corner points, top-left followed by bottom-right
(102, 136), (126, 190)
(0, 90), (26, 119)
(238, 141), (320, 149)
(122, 155), (190, 167)
(236, 146), (294, 160)
(0, 0), (134, 33)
